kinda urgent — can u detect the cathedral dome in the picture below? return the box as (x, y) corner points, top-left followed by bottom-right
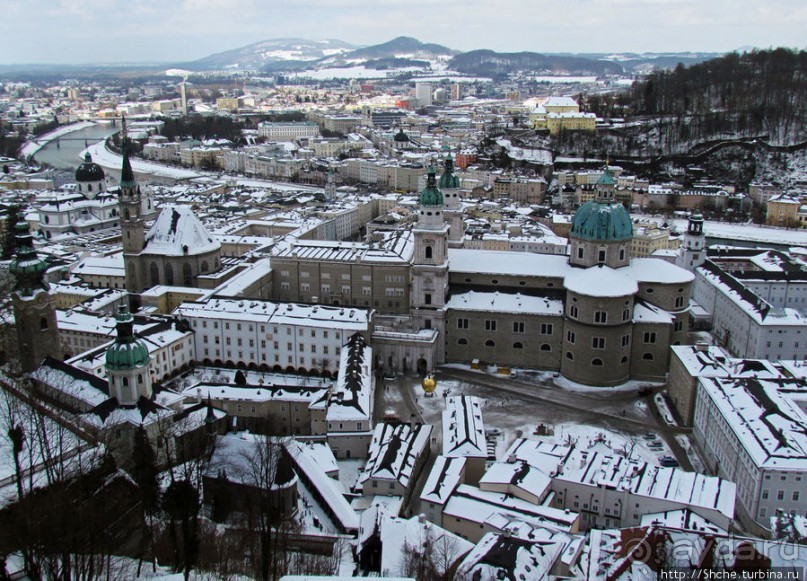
(570, 200), (632, 242)
(75, 153), (105, 182)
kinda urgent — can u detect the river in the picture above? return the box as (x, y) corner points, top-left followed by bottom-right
(33, 123), (119, 177)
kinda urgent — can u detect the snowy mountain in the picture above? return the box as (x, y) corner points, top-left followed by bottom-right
(183, 38), (358, 71)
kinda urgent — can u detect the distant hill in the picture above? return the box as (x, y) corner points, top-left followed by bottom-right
(448, 50), (624, 77)
(342, 36), (457, 60)
(183, 38), (358, 71)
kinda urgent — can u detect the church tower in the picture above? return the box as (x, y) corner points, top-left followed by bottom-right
(119, 118), (146, 293)
(439, 153), (464, 247)
(411, 165), (449, 364)
(9, 221), (62, 372)
(677, 210), (706, 272)
(105, 302), (152, 405)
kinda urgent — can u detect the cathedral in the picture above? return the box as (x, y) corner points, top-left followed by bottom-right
(118, 141), (221, 295)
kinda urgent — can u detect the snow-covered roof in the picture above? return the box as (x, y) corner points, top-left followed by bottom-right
(286, 439), (359, 533)
(671, 345), (781, 379)
(358, 422), (432, 490)
(175, 297), (371, 331)
(327, 333), (373, 422)
(625, 257), (695, 285)
(445, 291), (563, 316)
(455, 527), (571, 581)
(442, 396), (487, 459)
(633, 301), (673, 325)
(143, 205), (220, 257)
(448, 248), (570, 278)
(640, 509), (727, 535)
(556, 448), (736, 520)
(564, 265), (638, 297)
(698, 376), (807, 470)
(443, 484), (579, 532)
(420, 455), (467, 505)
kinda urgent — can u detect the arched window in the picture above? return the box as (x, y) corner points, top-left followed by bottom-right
(566, 351), (574, 360)
(485, 339), (495, 347)
(165, 263), (174, 286)
(122, 377), (129, 387)
(150, 262), (159, 286)
(183, 263), (192, 286)
(457, 338), (468, 345)
(592, 358), (603, 366)
(540, 344), (551, 351)
(40, 317), (49, 330)
(621, 356), (628, 363)
(87, 183), (92, 192)
(201, 260), (209, 273)
(425, 246), (433, 259)
(569, 305), (578, 318)
(137, 374), (143, 384)
(513, 342), (523, 349)
(642, 352), (654, 360)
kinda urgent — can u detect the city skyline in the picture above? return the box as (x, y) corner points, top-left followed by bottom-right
(1, 0), (805, 65)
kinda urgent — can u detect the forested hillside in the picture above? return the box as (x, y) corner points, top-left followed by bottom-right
(584, 49), (807, 148)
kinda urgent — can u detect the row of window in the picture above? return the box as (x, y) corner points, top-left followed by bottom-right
(457, 319), (554, 334)
(192, 319), (336, 339)
(564, 352), (654, 363)
(455, 338), (552, 351)
(568, 306), (630, 323)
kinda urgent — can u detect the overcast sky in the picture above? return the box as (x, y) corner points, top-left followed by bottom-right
(1, 0), (805, 64)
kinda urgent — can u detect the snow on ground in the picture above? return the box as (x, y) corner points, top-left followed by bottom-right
(336, 458), (364, 493)
(19, 121), (96, 157)
(84, 141), (201, 180)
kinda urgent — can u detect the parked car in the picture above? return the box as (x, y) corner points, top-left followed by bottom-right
(659, 455), (679, 467)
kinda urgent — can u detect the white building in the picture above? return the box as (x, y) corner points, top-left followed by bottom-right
(693, 260), (807, 360)
(174, 297), (373, 375)
(257, 121), (320, 142)
(693, 375), (807, 532)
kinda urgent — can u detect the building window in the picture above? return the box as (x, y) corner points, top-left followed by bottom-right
(621, 356), (628, 363)
(566, 330), (575, 344)
(425, 246), (433, 259)
(424, 293), (432, 305)
(592, 337), (605, 349)
(598, 249), (606, 263)
(485, 320), (497, 332)
(594, 311), (607, 324)
(619, 248), (626, 261)
(642, 352), (654, 360)
(457, 318), (469, 329)
(569, 305), (578, 319)
(513, 321), (525, 333)
(577, 247), (584, 259)
(622, 309), (630, 321)
(540, 323), (553, 335)
(457, 338), (468, 345)
(485, 339), (495, 347)
(643, 332), (657, 344)
(540, 344), (551, 352)
(674, 320), (683, 332)
(566, 351), (574, 360)
(794, 491), (800, 501)
(592, 358), (603, 366)
(621, 335), (630, 347)
(777, 490), (785, 501)
(513, 342), (523, 349)
(675, 296), (685, 309)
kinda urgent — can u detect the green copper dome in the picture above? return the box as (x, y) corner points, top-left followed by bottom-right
(570, 200), (633, 242)
(9, 221), (49, 296)
(438, 154), (460, 189)
(105, 308), (150, 371)
(420, 165), (443, 206)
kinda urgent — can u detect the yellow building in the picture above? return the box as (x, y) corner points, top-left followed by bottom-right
(766, 193), (804, 228)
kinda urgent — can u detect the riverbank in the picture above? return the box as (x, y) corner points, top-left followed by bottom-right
(19, 121), (97, 158)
